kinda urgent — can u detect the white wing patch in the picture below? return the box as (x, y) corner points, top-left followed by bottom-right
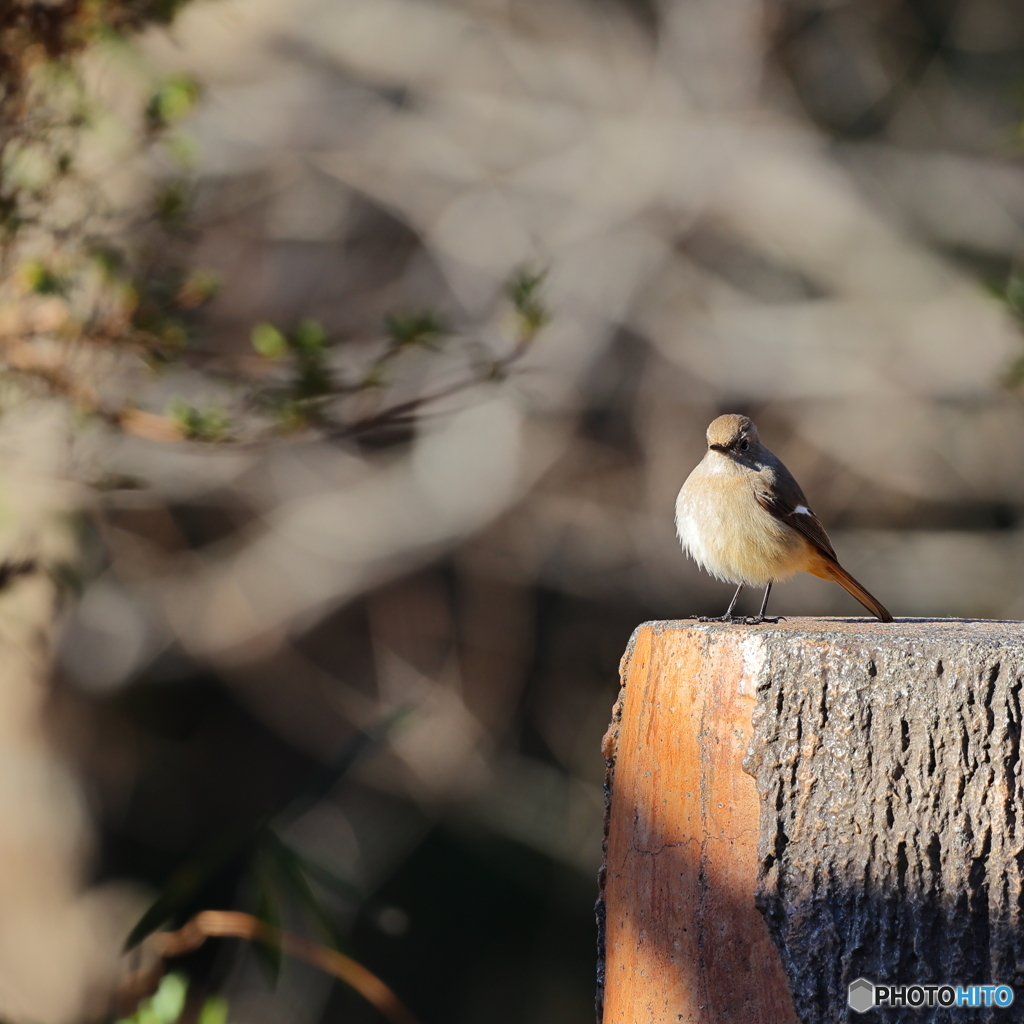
(795, 505), (810, 515)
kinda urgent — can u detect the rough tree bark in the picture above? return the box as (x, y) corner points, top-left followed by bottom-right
(746, 618), (1024, 1024)
(599, 619), (1024, 1024)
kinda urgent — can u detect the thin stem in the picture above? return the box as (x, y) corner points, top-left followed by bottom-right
(155, 910), (421, 1024)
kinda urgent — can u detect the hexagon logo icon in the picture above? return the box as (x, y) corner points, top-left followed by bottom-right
(848, 978), (874, 1013)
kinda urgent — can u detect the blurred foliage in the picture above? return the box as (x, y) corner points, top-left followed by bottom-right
(289, 318), (334, 401)
(116, 709), (427, 1021)
(124, 816), (358, 957)
(198, 995), (230, 1024)
(251, 322), (288, 360)
(1001, 267), (1024, 386)
(126, 711), (403, 966)
(116, 972), (228, 1024)
(505, 267), (549, 341)
(358, 310), (447, 389)
(117, 972), (187, 1024)
(0, 0), (198, 208)
(153, 180), (192, 226)
(175, 268), (220, 310)
(167, 399), (230, 442)
(145, 73), (201, 134)
(3, 53), (548, 447)
(382, 310), (446, 353)
(245, 267), (549, 439)
(0, 3), (553, 454)
(0, 0), (219, 401)
(18, 258), (68, 296)
(1007, 272), (1024, 321)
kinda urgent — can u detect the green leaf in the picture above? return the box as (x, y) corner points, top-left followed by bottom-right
(168, 399), (230, 442)
(1007, 273), (1024, 319)
(124, 817), (269, 950)
(263, 833), (344, 947)
(125, 709), (409, 953)
(504, 266), (549, 335)
(20, 260), (67, 296)
(147, 74), (201, 132)
(504, 266), (545, 307)
(251, 851), (283, 985)
(284, 320), (334, 398)
(293, 355), (334, 399)
(198, 996), (230, 1024)
(91, 245), (126, 280)
(251, 323), (287, 359)
(384, 310), (445, 349)
(118, 972), (189, 1024)
(155, 181), (189, 225)
(177, 269), (220, 310)
(292, 318), (327, 352)
(150, 973), (189, 1023)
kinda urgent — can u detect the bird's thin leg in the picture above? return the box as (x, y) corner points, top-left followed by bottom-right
(748, 582), (783, 624)
(687, 584), (746, 623)
(722, 583), (743, 620)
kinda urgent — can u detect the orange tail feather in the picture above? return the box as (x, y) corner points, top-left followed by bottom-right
(818, 559), (893, 622)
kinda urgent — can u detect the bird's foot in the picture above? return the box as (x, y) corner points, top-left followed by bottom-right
(686, 615), (785, 624)
(683, 614), (782, 623)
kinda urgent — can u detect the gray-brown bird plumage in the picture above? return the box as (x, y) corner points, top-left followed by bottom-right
(675, 414), (892, 622)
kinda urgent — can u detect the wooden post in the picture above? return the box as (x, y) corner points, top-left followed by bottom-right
(599, 621), (798, 1024)
(598, 619), (1024, 1024)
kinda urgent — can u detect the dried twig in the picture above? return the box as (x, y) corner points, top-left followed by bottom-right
(154, 910), (421, 1024)
(329, 329), (539, 441)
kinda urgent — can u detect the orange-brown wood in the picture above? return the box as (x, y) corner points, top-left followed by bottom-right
(601, 623), (798, 1024)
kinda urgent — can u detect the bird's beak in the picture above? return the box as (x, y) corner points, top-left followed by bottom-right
(708, 443), (727, 452)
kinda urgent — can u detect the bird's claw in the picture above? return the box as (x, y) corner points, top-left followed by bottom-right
(683, 615), (786, 624)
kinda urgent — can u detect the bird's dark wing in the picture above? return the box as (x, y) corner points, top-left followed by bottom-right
(753, 460), (838, 561)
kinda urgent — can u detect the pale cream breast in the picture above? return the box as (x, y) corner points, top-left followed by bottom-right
(675, 454), (808, 587)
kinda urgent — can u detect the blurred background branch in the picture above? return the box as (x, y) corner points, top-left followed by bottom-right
(2, 0), (1024, 1021)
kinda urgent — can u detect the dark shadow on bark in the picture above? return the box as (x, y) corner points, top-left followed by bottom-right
(745, 627), (1024, 1024)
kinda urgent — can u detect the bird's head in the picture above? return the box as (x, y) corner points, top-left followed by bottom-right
(706, 414), (761, 458)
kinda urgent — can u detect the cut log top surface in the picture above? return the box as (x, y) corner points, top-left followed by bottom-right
(630, 615), (1024, 644)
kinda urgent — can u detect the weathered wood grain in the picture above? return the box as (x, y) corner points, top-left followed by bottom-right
(599, 621), (798, 1024)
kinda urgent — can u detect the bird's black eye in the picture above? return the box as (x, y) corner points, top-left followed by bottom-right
(739, 439), (749, 452)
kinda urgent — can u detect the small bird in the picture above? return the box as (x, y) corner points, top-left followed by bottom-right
(675, 414), (892, 622)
